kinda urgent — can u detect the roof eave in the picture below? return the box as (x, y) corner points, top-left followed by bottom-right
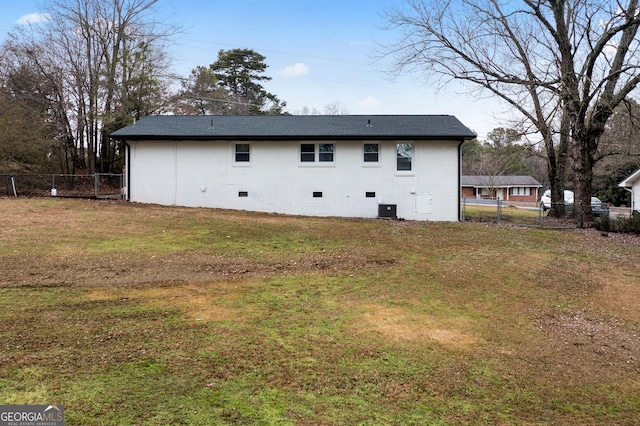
(619, 168), (640, 187)
(112, 134), (475, 141)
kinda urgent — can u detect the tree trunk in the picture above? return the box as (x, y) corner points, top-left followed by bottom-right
(572, 137), (595, 227)
(546, 112), (570, 218)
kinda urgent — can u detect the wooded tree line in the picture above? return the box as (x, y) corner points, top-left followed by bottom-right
(2, 0), (640, 224)
(0, 0), (286, 176)
(463, 116), (640, 207)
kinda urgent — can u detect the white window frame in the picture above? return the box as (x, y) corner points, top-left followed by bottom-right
(233, 143), (251, 166)
(319, 143), (334, 162)
(396, 143), (413, 172)
(300, 143), (315, 162)
(509, 187), (531, 196)
(300, 143), (335, 166)
(363, 143), (379, 163)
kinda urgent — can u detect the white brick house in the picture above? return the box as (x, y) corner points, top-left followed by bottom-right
(619, 168), (640, 213)
(111, 115), (476, 221)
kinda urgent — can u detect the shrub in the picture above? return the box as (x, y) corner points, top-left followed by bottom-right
(596, 212), (640, 234)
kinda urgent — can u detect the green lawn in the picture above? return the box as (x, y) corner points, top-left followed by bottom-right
(461, 203), (543, 225)
(1, 198), (639, 425)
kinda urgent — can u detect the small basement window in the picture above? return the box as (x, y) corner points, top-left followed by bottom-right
(313, 192), (323, 198)
(366, 192), (376, 198)
(239, 191), (248, 197)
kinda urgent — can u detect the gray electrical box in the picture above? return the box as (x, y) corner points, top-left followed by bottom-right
(378, 204), (397, 218)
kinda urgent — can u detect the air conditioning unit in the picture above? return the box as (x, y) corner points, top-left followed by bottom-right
(378, 204), (397, 218)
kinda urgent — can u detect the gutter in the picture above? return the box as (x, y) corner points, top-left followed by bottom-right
(123, 140), (131, 202)
(622, 186), (634, 215)
(108, 134), (474, 142)
(111, 134), (131, 202)
(458, 140), (464, 222)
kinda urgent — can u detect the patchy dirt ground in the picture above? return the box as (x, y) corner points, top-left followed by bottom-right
(536, 309), (640, 376)
(2, 198), (640, 414)
(0, 250), (373, 288)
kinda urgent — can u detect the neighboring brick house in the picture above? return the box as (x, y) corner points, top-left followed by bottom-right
(111, 115), (476, 221)
(461, 175), (542, 203)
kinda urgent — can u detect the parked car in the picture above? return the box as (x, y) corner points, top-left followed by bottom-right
(589, 197), (610, 217)
(539, 189), (574, 211)
(541, 191), (610, 217)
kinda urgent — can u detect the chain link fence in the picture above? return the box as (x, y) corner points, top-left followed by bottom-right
(1, 174), (124, 199)
(461, 196), (577, 228)
(461, 196), (633, 229)
(462, 197), (538, 226)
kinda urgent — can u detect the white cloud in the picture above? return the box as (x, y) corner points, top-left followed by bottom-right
(357, 96), (381, 108)
(281, 63), (310, 77)
(17, 13), (51, 25)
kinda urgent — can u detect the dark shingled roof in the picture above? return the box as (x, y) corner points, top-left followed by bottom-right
(461, 175), (542, 187)
(111, 115), (477, 141)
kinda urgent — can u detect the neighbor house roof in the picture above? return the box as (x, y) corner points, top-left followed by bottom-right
(461, 175), (542, 188)
(110, 115), (477, 141)
(619, 168), (640, 188)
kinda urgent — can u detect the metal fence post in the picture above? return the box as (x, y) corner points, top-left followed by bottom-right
(10, 175), (17, 197)
(462, 196), (466, 221)
(539, 202), (543, 227)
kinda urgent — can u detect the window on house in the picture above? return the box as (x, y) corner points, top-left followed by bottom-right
(235, 144), (250, 162)
(313, 192), (323, 198)
(301, 143), (334, 162)
(238, 191), (248, 197)
(396, 144), (413, 171)
(364, 143), (379, 162)
(366, 192), (376, 198)
(301, 144), (315, 162)
(319, 144), (334, 162)
(509, 187), (531, 196)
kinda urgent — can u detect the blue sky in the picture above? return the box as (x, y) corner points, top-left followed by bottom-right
(0, 0), (501, 139)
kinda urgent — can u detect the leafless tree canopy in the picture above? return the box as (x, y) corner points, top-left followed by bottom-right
(1, 0), (176, 174)
(383, 0), (640, 223)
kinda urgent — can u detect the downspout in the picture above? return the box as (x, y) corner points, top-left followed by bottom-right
(110, 134), (131, 201)
(124, 141), (131, 201)
(458, 140), (464, 222)
(623, 187), (633, 216)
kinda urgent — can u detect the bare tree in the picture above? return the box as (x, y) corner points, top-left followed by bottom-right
(323, 101), (350, 115)
(1, 39), (78, 174)
(468, 128), (531, 196)
(597, 99), (640, 162)
(3, 0), (175, 174)
(294, 102), (350, 115)
(0, 87), (51, 173)
(382, 0), (640, 224)
(295, 106), (322, 115)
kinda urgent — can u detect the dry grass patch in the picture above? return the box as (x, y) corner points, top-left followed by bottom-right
(357, 304), (480, 349)
(588, 265), (640, 323)
(86, 281), (251, 322)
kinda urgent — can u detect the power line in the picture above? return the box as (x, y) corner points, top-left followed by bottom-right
(178, 38), (373, 68)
